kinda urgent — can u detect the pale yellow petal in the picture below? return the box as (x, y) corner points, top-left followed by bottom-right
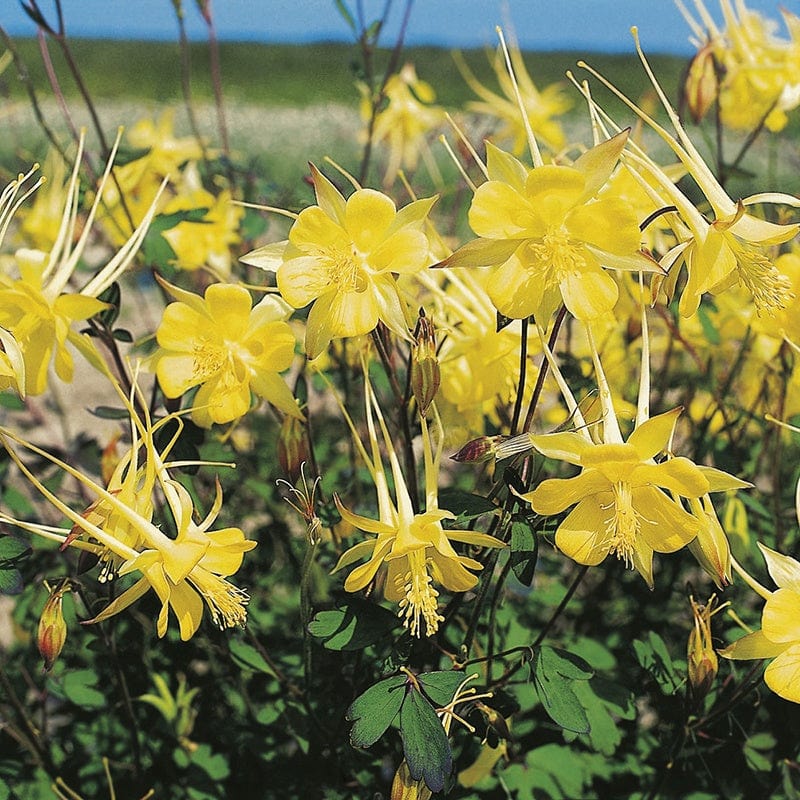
(554, 496), (611, 565)
(764, 645), (800, 703)
(763, 588), (800, 644)
(719, 629), (787, 660)
(627, 408), (681, 461)
(345, 189), (396, 252)
(758, 543), (800, 592)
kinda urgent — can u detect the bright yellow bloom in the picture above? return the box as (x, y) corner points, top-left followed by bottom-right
(440, 132), (656, 322)
(332, 376), (504, 637)
(241, 165), (437, 359)
(0, 140), (163, 395)
(454, 43), (570, 155)
(360, 62), (445, 186)
(0, 379), (255, 641)
(720, 544), (800, 703)
(154, 279), (302, 428)
(518, 408), (747, 587)
(679, 0), (800, 133)
(579, 31), (800, 317)
(127, 109), (205, 178)
(161, 164), (243, 277)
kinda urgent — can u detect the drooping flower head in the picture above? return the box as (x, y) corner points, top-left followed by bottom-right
(331, 369), (504, 637)
(0, 135), (164, 395)
(0, 369), (256, 640)
(360, 62), (446, 186)
(241, 164), (437, 359)
(577, 29), (800, 317)
(153, 277), (302, 428)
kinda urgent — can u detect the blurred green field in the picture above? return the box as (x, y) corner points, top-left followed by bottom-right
(2, 39), (685, 107)
(3, 39), (799, 201)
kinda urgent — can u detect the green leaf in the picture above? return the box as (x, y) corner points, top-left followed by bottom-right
(0, 568), (23, 595)
(416, 671), (468, 707)
(307, 599), (399, 650)
(190, 743), (230, 781)
(228, 638), (278, 677)
(112, 328), (134, 343)
(633, 631), (682, 694)
(0, 536), (30, 561)
(438, 488), (496, 520)
(347, 674), (407, 748)
(569, 677), (635, 755)
(530, 647), (591, 734)
(60, 670), (106, 709)
(510, 518), (538, 586)
(399, 684), (452, 793)
(96, 282), (121, 328)
(90, 405), (131, 420)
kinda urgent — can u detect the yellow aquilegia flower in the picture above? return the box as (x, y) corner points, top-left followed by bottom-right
(579, 30), (800, 317)
(440, 132), (657, 323)
(332, 374), (504, 637)
(153, 279), (302, 428)
(360, 62), (445, 186)
(0, 139), (163, 395)
(161, 163), (243, 277)
(241, 165), (437, 359)
(720, 544), (800, 703)
(453, 43), (570, 155)
(0, 378), (256, 641)
(519, 409), (706, 587)
(679, 0), (800, 133)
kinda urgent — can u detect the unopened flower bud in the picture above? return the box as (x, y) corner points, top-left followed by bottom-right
(685, 45), (719, 123)
(411, 312), (440, 418)
(687, 593), (721, 707)
(278, 415), (311, 485)
(451, 435), (503, 463)
(687, 496), (732, 588)
(38, 580), (72, 671)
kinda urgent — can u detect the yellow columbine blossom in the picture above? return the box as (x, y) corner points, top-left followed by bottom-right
(720, 544), (800, 703)
(679, 0), (800, 133)
(515, 321), (749, 587)
(0, 379), (255, 641)
(0, 138), (163, 395)
(153, 278), (302, 428)
(519, 409), (709, 587)
(241, 165), (437, 359)
(332, 375), (504, 637)
(161, 163), (243, 277)
(578, 30), (800, 317)
(127, 109), (205, 178)
(453, 43), (570, 155)
(440, 132), (657, 322)
(360, 62), (445, 186)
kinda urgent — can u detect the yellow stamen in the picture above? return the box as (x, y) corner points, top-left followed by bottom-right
(605, 482), (640, 567)
(190, 567), (249, 630)
(396, 549), (443, 637)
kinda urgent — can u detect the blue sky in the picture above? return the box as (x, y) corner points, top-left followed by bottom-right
(2, 0), (797, 53)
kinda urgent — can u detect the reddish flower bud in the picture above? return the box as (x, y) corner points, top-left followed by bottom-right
(685, 45), (719, 123)
(451, 435), (503, 463)
(38, 580), (72, 671)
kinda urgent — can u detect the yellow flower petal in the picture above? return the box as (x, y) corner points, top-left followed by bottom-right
(763, 588), (800, 644)
(554, 496), (612, 565)
(719, 630), (787, 660)
(345, 189), (395, 252)
(764, 645), (800, 703)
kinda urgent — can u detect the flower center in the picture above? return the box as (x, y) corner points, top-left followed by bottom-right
(192, 339), (226, 381)
(324, 246), (369, 293)
(527, 228), (587, 285)
(395, 548), (443, 637)
(605, 482), (639, 567)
